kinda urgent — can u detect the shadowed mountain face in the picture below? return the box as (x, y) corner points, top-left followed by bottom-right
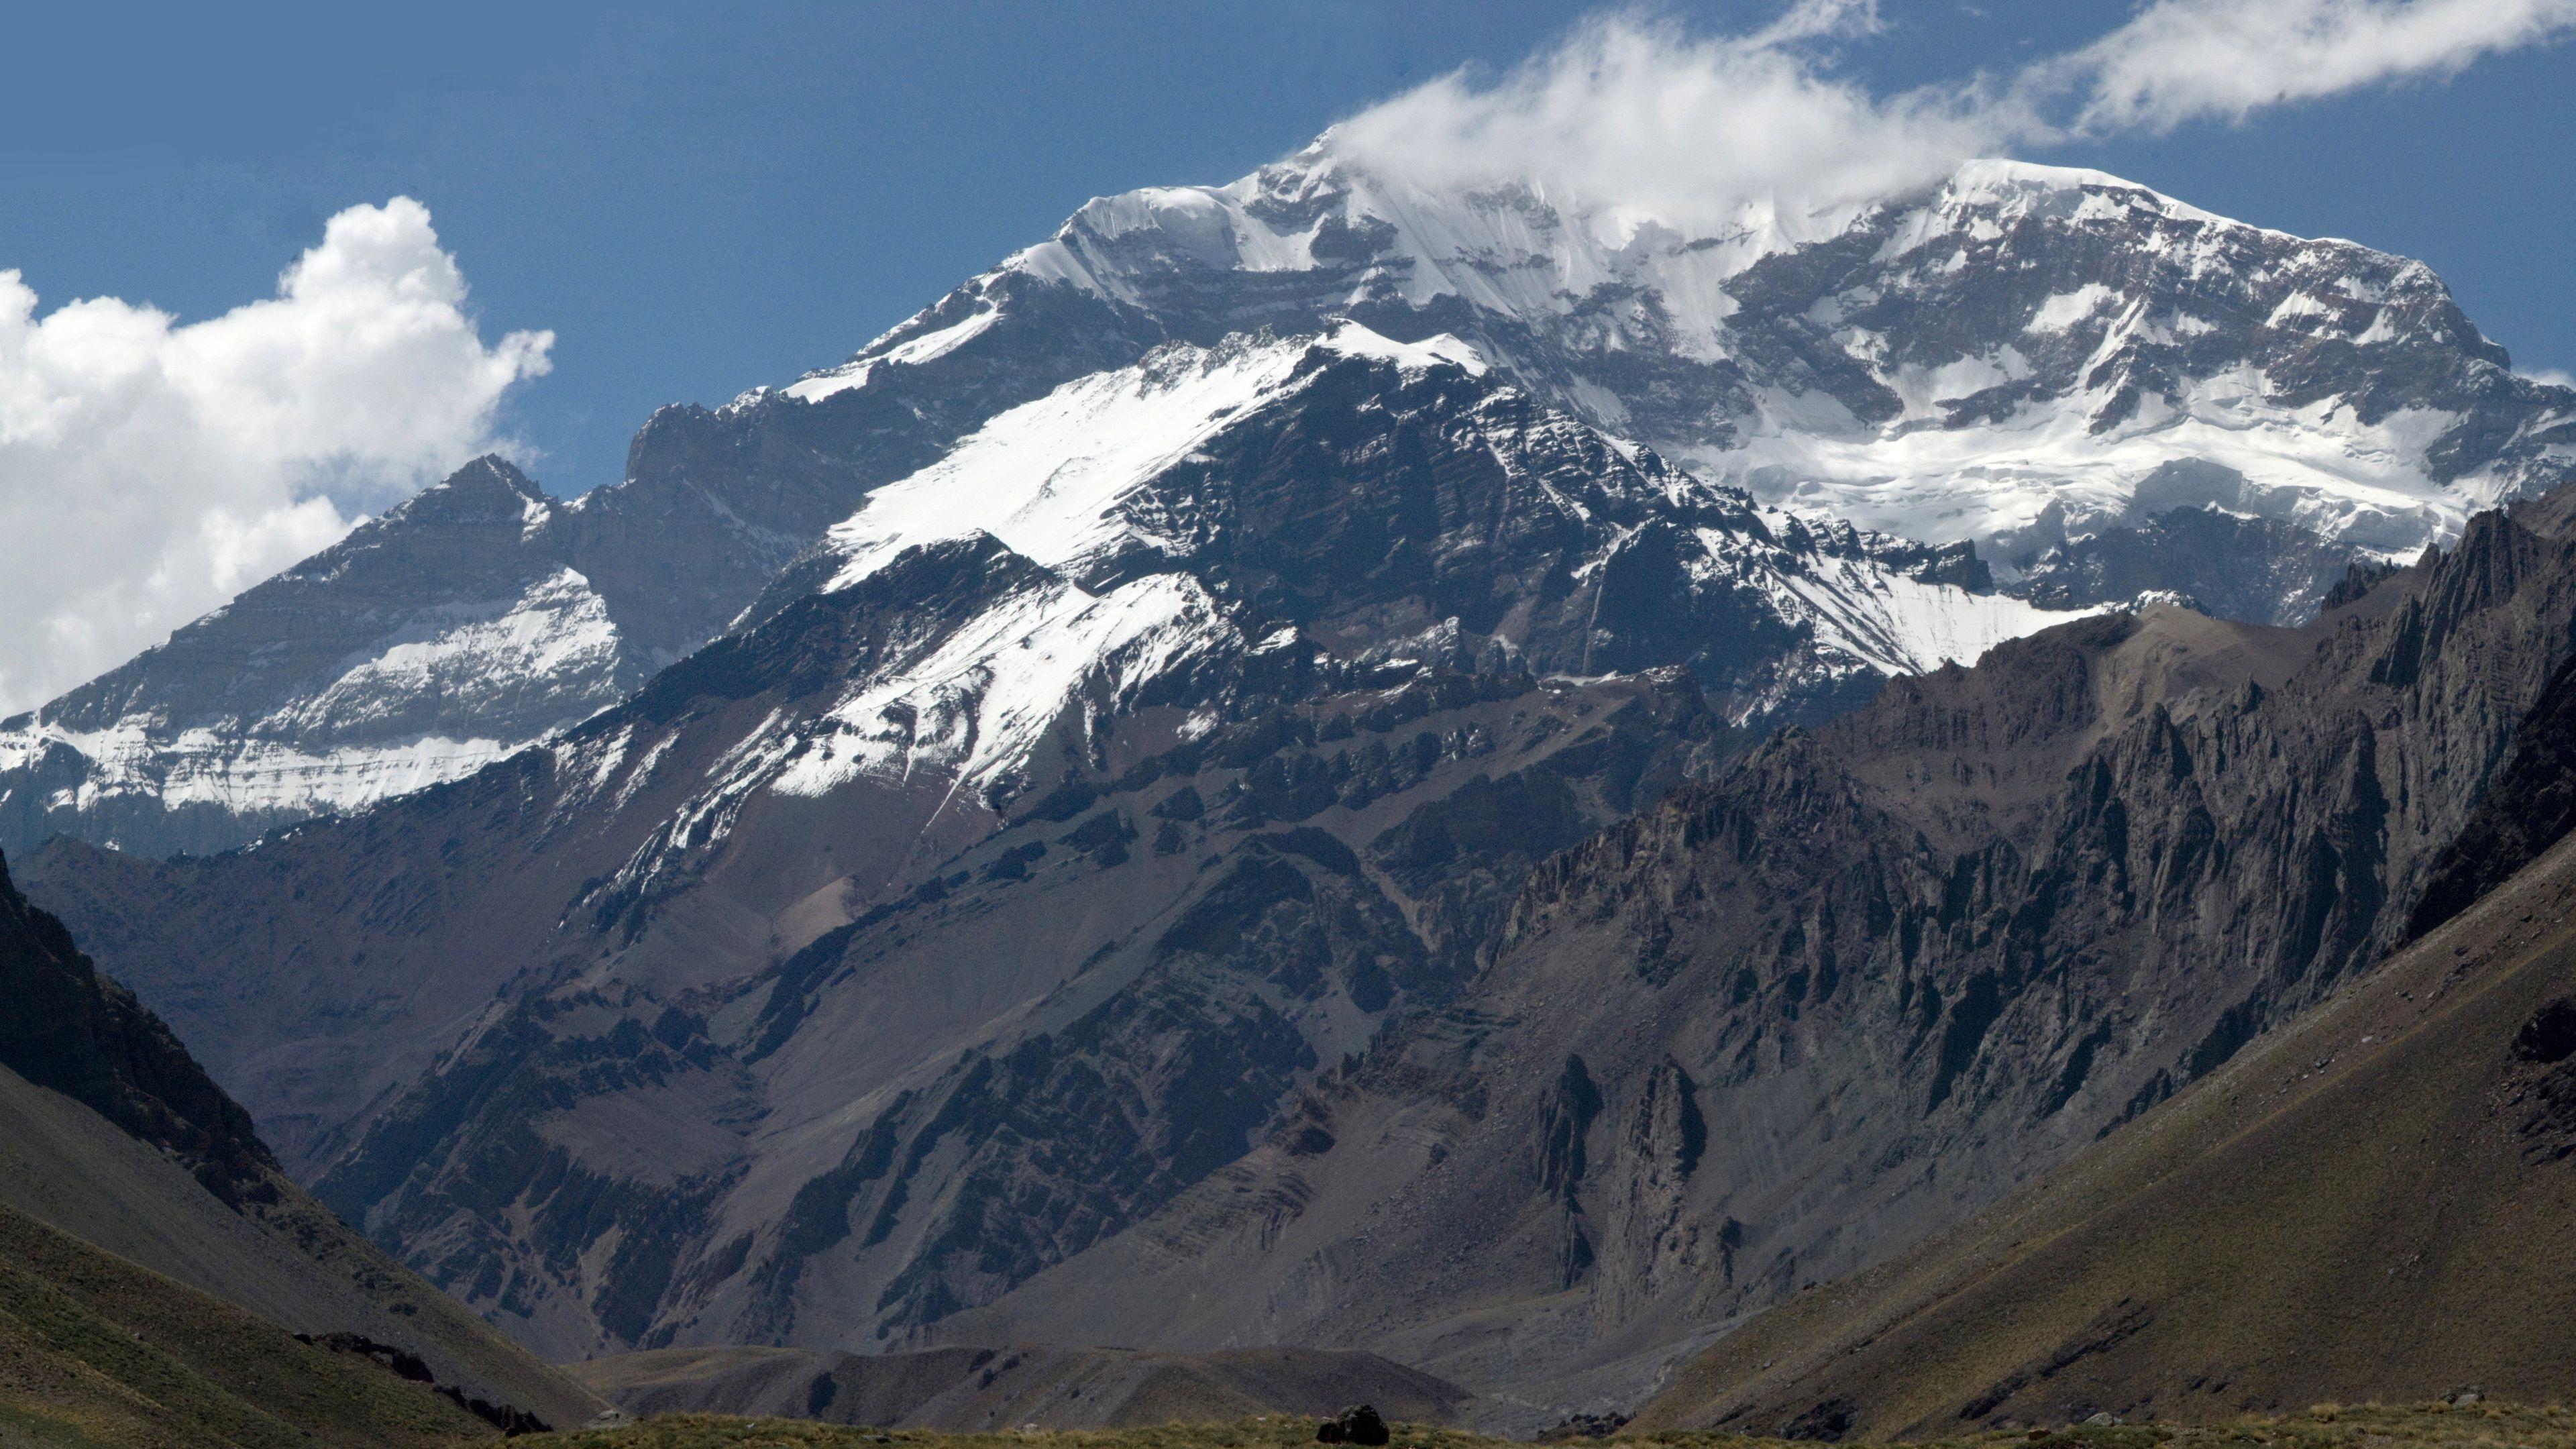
(0, 849), (607, 1437)
(0, 849), (273, 1206)
(41, 486), (2576, 1424)
(27, 340), (1886, 1362)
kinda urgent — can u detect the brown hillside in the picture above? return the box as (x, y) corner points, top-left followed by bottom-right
(0, 1197), (489, 1448)
(0, 847), (607, 1434)
(1631, 825), (2576, 1439)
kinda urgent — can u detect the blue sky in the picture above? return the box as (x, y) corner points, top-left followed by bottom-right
(5, 1), (2571, 496)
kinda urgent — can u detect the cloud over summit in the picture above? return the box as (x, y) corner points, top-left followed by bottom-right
(1326, 0), (2576, 237)
(0, 198), (550, 712)
(1325, 11), (1997, 238)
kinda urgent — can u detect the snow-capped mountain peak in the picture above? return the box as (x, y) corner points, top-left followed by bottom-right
(748, 321), (2091, 799)
(18, 140), (2568, 861)
(786, 145), (2573, 627)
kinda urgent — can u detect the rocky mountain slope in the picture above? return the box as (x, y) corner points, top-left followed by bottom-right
(20, 327), (2082, 1368)
(40, 477), (2576, 1426)
(930, 498), (2576, 1419)
(11, 136), (2576, 1430)
(1629, 824), (2576, 1438)
(11, 148), (2564, 862)
(0, 846), (606, 1434)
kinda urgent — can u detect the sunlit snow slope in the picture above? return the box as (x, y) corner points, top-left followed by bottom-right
(571, 325), (2096, 902)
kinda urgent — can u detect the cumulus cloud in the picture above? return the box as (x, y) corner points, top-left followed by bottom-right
(2061, 0), (2576, 133)
(0, 198), (550, 712)
(1328, 0), (2576, 234)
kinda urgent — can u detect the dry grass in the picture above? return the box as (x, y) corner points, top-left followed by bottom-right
(0, 1202), (487, 1449)
(506, 1403), (2576, 1449)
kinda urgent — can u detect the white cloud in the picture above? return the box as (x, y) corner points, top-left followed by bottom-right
(1748, 0), (1884, 45)
(2061, 0), (2576, 134)
(1327, 1), (2576, 237)
(1324, 13), (2012, 237)
(0, 198), (551, 713)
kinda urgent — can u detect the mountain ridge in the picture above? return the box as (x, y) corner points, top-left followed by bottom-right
(921, 500), (2576, 1423)
(9, 150), (2567, 860)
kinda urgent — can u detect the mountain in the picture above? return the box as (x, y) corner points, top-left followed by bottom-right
(922, 501), (2576, 1421)
(0, 845), (608, 1440)
(781, 150), (2575, 619)
(13, 139), (2576, 1429)
(0, 436), (944, 862)
(11, 151), (2565, 862)
(0, 461), (622, 859)
(1628, 816), (2576, 1438)
(18, 325), (2080, 1365)
(40, 480), (2576, 1422)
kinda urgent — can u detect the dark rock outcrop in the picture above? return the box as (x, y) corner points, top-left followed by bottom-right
(1317, 1404), (1391, 1444)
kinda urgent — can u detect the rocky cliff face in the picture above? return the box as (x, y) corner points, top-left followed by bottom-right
(1627, 792), (2576, 1436)
(932, 502), (2576, 1417)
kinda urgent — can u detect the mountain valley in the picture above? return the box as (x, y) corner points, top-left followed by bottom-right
(9, 127), (2576, 1447)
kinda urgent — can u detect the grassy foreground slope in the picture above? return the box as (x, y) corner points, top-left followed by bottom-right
(0, 844), (604, 1433)
(0, 1055), (604, 1433)
(0, 844), (607, 1441)
(516, 1405), (2576, 1449)
(1631, 824), (2576, 1440)
(0, 1197), (490, 1448)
